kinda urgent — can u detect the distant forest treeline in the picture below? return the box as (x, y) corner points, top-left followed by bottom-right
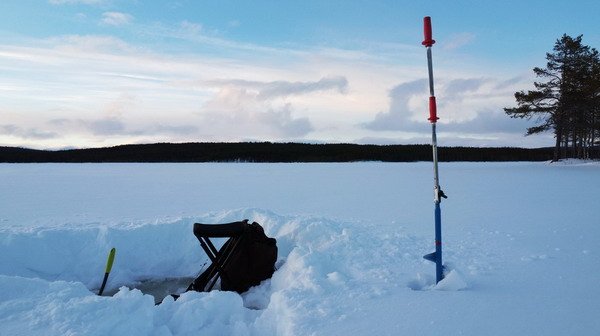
(0, 142), (556, 163)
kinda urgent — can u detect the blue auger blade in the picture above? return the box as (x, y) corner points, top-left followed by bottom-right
(423, 251), (438, 263)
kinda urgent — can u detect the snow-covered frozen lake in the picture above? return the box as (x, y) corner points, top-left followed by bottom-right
(0, 161), (598, 335)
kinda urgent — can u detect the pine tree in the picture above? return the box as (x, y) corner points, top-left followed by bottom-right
(505, 34), (600, 160)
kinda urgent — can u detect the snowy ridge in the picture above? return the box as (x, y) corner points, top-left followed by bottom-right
(0, 217), (202, 289)
(0, 208), (459, 336)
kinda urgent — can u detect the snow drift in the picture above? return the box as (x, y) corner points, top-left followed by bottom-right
(0, 208), (451, 335)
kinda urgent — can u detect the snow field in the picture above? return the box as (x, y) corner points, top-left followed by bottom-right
(1, 161), (599, 335)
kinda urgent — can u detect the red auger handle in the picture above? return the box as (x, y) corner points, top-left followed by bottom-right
(428, 96), (439, 122)
(422, 16), (435, 47)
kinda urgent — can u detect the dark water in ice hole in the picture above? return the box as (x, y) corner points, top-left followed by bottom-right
(102, 277), (196, 304)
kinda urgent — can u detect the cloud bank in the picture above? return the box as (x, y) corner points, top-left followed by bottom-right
(196, 77), (349, 139)
(361, 76), (540, 146)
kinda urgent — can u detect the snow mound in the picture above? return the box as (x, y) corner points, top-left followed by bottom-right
(434, 270), (467, 291)
(406, 269), (467, 291)
(0, 276), (156, 336)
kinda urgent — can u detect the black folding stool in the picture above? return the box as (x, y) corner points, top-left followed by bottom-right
(187, 219), (249, 292)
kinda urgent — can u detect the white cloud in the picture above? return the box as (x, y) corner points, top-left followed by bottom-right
(75, 13), (88, 22)
(101, 12), (134, 26)
(179, 21), (202, 35)
(442, 32), (476, 51)
(196, 78), (348, 139)
(49, 0), (104, 4)
(205, 77), (348, 100)
(0, 124), (59, 140)
(228, 20), (241, 28)
(49, 35), (137, 53)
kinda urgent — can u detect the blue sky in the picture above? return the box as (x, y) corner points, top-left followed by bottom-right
(1, 0), (599, 149)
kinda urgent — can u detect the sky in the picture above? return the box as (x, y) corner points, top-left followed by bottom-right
(1, 0), (599, 149)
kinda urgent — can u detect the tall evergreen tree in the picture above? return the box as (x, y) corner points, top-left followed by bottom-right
(505, 34), (600, 160)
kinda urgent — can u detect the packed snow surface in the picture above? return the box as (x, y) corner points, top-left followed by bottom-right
(0, 162), (599, 335)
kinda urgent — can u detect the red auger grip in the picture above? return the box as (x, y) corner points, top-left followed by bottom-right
(422, 16), (435, 47)
(428, 96), (439, 122)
